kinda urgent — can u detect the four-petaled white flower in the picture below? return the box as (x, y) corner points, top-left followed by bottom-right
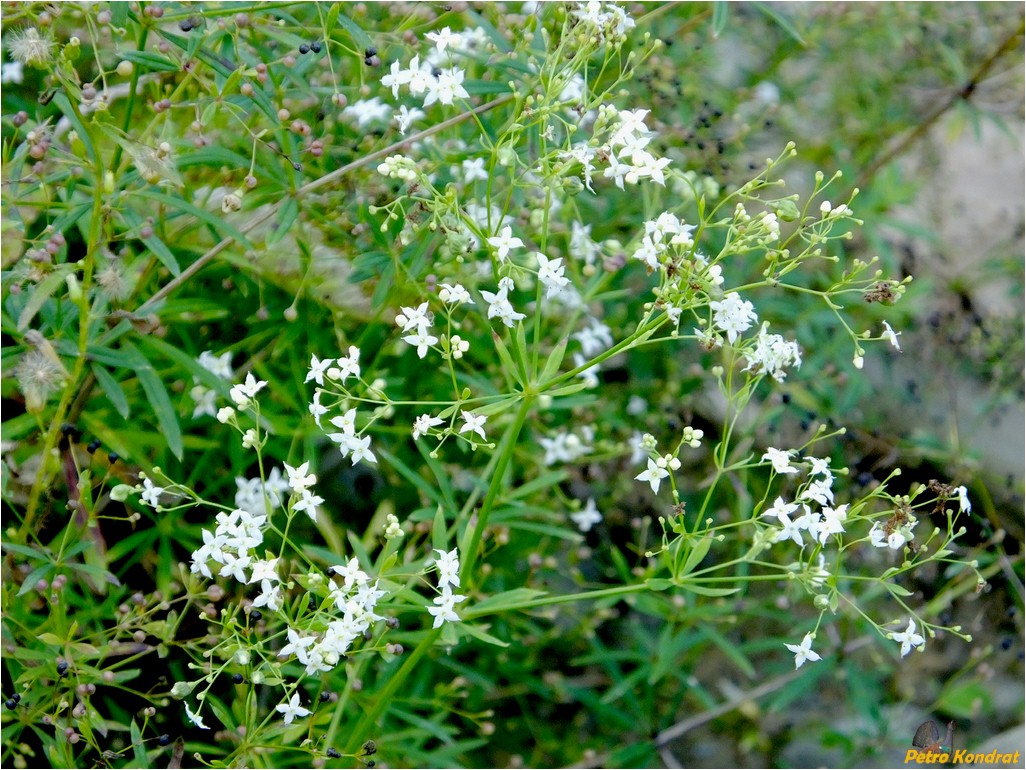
(536, 253), (570, 298)
(570, 498), (603, 532)
(889, 618), (925, 657)
(762, 447), (798, 475)
(487, 226), (524, 263)
(413, 413), (445, 440)
(954, 485), (971, 513)
(229, 372), (267, 409)
(635, 458), (670, 494)
(275, 692), (311, 725)
(459, 411), (488, 441)
(784, 633), (822, 669)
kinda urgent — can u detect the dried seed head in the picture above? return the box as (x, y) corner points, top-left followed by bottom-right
(8, 28), (56, 67)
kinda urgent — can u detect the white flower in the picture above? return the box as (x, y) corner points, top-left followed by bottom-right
(331, 557), (369, 589)
(1, 61), (24, 85)
(439, 283), (473, 305)
(487, 226), (524, 263)
(424, 66), (469, 106)
(248, 558), (281, 584)
(428, 587), (467, 628)
(140, 477), (164, 507)
(184, 702), (210, 730)
(275, 692), (311, 725)
(889, 618), (925, 657)
(216, 406), (236, 424)
(635, 458), (669, 494)
(462, 157), (489, 183)
(426, 26), (462, 53)
(413, 413), (444, 440)
(817, 504), (848, 544)
(278, 627), (317, 664)
(954, 485), (971, 513)
(343, 97), (391, 127)
(784, 633), (822, 669)
(434, 548), (461, 588)
(395, 301), (432, 333)
(381, 60), (411, 98)
(394, 104), (424, 135)
(229, 372), (267, 409)
(480, 287), (526, 328)
(284, 461), (316, 494)
(536, 253), (570, 299)
(402, 327), (439, 359)
(459, 411), (487, 441)
(762, 447), (798, 475)
(710, 292), (757, 344)
(570, 498), (603, 532)
(293, 489), (324, 520)
(252, 579), (282, 611)
(327, 346), (361, 383)
(881, 321), (902, 351)
(761, 497), (798, 526)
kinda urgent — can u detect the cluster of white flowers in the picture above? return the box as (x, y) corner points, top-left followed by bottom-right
(306, 347), (362, 389)
(539, 426), (594, 466)
(571, 1), (636, 45)
(709, 292), (758, 345)
(189, 350), (233, 419)
(481, 276), (527, 328)
(428, 548), (467, 628)
(380, 54), (470, 108)
(758, 451), (847, 547)
(743, 322), (803, 382)
(631, 212), (696, 271)
(395, 301), (438, 359)
(189, 507), (268, 585)
(326, 407), (377, 465)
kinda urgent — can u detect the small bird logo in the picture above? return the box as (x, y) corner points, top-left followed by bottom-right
(913, 720), (955, 754)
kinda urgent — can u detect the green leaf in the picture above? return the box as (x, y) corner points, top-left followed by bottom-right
(268, 197), (299, 246)
(887, 583), (914, 597)
(681, 533), (713, 576)
(431, 504), (447, 553)
(17, 563), (54, 596)
(463, 80), (513, 96)
(459, 622), (509, 648)
(680, 583), (740, 597)
(130, 719), (146, 767)
(119, 50), (180, 72)
(466, 588), (547, 617)
(539, 337), (568, 384)
(52, 92), (95, 163)
(711, 1), (729, 37)
(754, 2), (807, 45)
(646, 578), (674, 592)
(489, 330), (524, 387)
(378, 447), (441, 506)
(330, 10), (373, 50)
(121, 342), (183, 460)
(89, 359), (132, 416)
(17, 264), (74, 331)
(110, 2), (128, 27)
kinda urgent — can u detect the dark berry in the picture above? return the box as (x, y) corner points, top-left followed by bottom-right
(319, 691), (331, 702)
(57, 661), (69, 676)
(364, 46), (376, 58)
(299, 43), (310, 54)
(5, 699), (16, 710)
(232, 673), (244, 684)
(367, 762), (375, 768)
(362, 740), (377, 755)
(108, 452), (119, 464)
(311, 41), (322, 53)
(308, 595), (317, 611)
(157, 734), (171, 746)
(87, 439), (101, 453)
(327, 748), (341, 758)
(250, 609), (262, 621)
(12, 694), (20, 703)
